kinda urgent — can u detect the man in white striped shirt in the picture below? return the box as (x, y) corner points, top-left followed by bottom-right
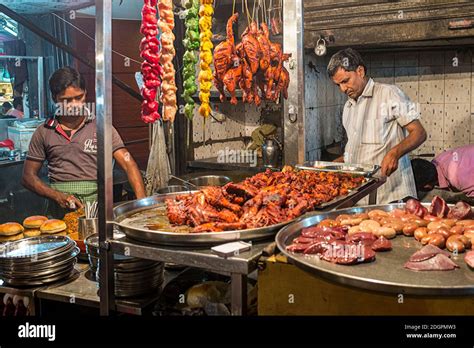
(327, 48), (427, 204)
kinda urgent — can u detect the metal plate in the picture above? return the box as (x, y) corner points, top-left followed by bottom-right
(296, 161), (380, 177)
(0, 247), (79, 274)
(276, 203), (474, 296)
(113, 193), (289, 246)
(0, 244), (77, 268)
(2, 267), (78, 287)
(0, 236), (75, 261)
(1, 260), (77, 279)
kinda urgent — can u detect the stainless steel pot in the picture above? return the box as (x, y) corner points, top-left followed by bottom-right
(188, 175), (231, 187)
(156, 185), (190, 194)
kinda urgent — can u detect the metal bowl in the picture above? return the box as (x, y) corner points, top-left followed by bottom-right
(156, 185), (190, 194)
(188, 175), (231, 187)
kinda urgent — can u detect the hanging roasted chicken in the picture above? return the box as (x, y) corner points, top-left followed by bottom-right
(213, 13), (239, 103)
(214, 13), (291, 106)
(212, 15), (291, 107)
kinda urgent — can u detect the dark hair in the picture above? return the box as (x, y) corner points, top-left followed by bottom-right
(327, 48), (367, 78)
(49, 67), (86, 101)
(12, 97), (22, 109)
(411, 158), (438, 192)
(2, 101), (12, 109)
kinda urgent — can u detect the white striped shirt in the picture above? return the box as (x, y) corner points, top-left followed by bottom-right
(342, 78), (418, 204)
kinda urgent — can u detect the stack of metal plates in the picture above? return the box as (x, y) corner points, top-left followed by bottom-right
(85, 233), (164, 298)
(0, 236), (79, 287)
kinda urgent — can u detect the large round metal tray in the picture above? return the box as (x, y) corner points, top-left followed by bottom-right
(276, 203), (474, 296)
(113, 193), (289, 246)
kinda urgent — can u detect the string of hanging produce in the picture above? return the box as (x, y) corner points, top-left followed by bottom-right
(140, 0), (163, 123)
(158, 0), (178, 122)
(181, 0), (200, 120)
(198, 0), (214, 118)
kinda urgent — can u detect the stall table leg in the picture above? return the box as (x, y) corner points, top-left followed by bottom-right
(231, 273), (247, 316)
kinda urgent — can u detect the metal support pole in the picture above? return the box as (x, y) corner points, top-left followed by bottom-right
(231, 274), (247, 316)
(37, 57), (44, 118)
(96, 0), (115, 316)
(283, 0), (305, 165)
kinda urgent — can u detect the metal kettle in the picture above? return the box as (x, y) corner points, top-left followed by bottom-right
(262, 137), (281, 168)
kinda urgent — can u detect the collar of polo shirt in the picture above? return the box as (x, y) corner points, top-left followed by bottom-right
(45, 115), (94, 129)
(347, 78), (374, 106)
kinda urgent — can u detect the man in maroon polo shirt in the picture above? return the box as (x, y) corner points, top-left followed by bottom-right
(22, 67), (146, 217)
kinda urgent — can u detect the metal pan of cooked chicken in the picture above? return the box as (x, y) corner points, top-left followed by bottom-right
(113, 166), (373, 246)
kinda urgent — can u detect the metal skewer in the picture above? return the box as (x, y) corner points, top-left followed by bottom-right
(168, 175), (199, 190)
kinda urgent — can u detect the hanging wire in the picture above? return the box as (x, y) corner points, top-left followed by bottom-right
(51, 13), (142, 66)
(280, 0), (283, 23)
(252, 0), (257, 24)
(264, 0), (268, 26)
(232, 0), (236, 15)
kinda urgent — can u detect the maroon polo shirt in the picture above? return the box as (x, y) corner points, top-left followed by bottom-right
(27, 118), (125, 182)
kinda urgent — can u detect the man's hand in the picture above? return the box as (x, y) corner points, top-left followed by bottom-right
(381, 149), (400, 177)
(54, 192), (83, 210)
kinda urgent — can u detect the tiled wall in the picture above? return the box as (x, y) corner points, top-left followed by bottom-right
(191, 102), (263, 160)
(305, 53), (346, 161)
(306, 48), (474, 161)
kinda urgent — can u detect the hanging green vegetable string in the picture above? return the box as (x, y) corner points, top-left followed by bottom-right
(182, 0), (200, 120)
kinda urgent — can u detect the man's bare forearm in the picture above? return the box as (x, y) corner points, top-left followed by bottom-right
(127, 166), (146, 199)
(390, 126), (426, 159)
(22, 174), (61, 201)
(123, 157), (146, 199)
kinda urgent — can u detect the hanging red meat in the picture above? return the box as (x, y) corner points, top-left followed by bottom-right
(140, 0), (162, 123)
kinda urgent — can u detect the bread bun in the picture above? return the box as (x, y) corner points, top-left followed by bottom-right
(0, 233), (24, 242)
(23, 215), (48, 229)
(40, 219), (67, 234)
(24, 229), (42, 238)
(0, 222), (24, 236)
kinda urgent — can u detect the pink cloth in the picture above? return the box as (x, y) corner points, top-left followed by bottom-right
(6, 108), (24, 119)
(432, 144), (474, 197)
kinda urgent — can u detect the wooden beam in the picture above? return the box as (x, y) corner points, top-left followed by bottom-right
(305, 17), (474, 48)
(304, 3), (474, 30)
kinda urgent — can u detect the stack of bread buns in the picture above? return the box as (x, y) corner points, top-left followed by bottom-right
(0, 216), (69, 243)
(23, 215), (48, 237)
(0, 223), (24, 242)
(39, 219), (67, 236)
